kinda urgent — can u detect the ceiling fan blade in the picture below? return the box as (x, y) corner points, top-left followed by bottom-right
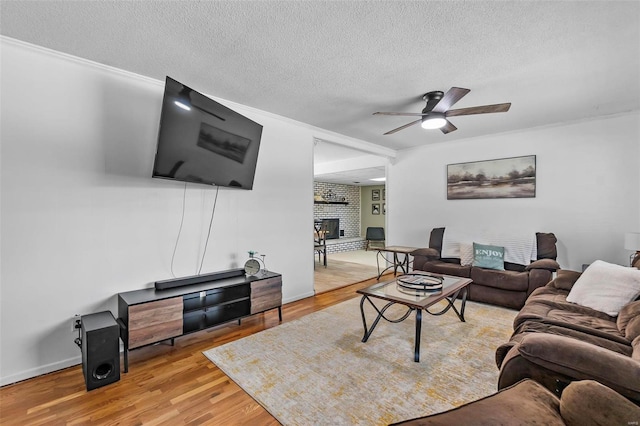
(373, 112), (427, 117)
(446, 103), (511, 117)
(383, 119), (422, 135)
(440, 120), (457, 134)
(432, 87), (470, 113)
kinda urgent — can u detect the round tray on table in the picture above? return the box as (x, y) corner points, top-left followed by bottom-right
(396, 273), (444, 292)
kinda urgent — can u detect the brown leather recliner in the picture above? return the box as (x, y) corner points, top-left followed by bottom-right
(495, 269), (640, 404)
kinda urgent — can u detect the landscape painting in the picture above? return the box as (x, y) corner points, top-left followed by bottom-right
(447, 155), (536, 200)
(197, 122), (251, 164)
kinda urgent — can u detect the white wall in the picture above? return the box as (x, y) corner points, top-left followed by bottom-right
(0, 38), (381, 385)
(387, 113), (640, 271)
(361, 185), (386, 236)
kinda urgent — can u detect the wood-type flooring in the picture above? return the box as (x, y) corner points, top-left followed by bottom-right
(0, 278), (382, 425)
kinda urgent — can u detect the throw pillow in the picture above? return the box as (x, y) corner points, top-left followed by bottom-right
(459, 242), (474, 266)
(472, 242), (505, 271)
(566, 260), (640, 317)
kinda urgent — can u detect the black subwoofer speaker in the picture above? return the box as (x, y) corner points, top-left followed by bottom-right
(81, 311), (120, 391)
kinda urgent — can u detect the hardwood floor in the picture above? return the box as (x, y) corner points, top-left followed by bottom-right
(0, 278), (381, 425)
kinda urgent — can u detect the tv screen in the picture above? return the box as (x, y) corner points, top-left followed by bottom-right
(153, 77), (263, 189)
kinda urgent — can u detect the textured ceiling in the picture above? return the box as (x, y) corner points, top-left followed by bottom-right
(314, 140), (386, 185)
(2, 1), (639, 155)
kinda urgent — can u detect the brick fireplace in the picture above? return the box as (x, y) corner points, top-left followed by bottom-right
(313, 182), (366, 253)
(315, 218), (340, 239)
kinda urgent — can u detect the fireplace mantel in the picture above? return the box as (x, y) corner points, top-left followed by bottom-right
(314, 201), (348, 205)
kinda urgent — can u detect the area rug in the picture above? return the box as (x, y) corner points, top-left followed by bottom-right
(203, 297), (516, 425)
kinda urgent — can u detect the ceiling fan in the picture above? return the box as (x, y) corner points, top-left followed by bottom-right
(373, 87), (511, 135)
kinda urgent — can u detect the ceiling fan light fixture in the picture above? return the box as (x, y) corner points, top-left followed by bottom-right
(421, 113), (447, 130)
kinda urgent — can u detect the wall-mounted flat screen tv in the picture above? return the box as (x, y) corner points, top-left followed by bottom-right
(153, 77), (263, 189)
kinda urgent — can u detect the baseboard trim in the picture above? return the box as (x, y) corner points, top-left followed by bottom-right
(1, 291), (316, 386)
(283, 291), (315, 305)
(0, 355), (82, 387)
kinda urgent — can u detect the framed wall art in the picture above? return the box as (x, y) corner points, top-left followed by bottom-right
(372, 203), (380, 215)
(447, 155), (536, 200)
(372, 189), (381, 201)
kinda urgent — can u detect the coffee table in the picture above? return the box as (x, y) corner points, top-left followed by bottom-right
(357, 272), (472, 362)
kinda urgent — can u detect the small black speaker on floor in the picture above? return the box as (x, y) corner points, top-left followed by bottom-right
(81, 311), (120, 391)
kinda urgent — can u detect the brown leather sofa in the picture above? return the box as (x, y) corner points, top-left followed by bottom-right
(390, 378), (640, 425)
(411, 227), (559, 309)
(495, 269), (640, 404)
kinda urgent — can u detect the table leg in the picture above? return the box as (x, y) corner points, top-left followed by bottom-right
(117, 318), (129, 373)
(393, 253), (398, 275)
(414, 309), (422, 362)
(400, 253), (409, 274)
(360, 295), (413, 343)
(376, 250), (395, 280)
(424, 287), (468, 323)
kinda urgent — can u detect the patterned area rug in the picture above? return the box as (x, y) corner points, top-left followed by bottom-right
(203, 297), (516, 425)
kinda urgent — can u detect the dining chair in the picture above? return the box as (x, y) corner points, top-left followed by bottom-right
(365, 227), (385, 251)
(314, 223), (328, 267)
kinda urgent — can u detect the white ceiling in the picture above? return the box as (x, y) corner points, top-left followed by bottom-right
(2, 1), (639, 184)
(314, 139), (386, 186)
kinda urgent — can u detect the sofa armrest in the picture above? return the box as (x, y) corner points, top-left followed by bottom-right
(525, 259), (560, 271)
(544, 269), (581, 291)
(560, 380), (640, 425)
(513, 333), (640, 398)
(410, 247), (440, 259)
(527, 268), (554, 296)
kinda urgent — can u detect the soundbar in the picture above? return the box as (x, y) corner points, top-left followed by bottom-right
(155, 268), (245, 290)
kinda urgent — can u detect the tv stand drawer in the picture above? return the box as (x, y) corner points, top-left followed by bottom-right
(251, 276), (282, 314)
(128, 297), (183, 349)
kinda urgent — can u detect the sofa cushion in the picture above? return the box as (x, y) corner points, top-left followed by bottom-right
(514, 289), (620, 333)
(517, 293), (617, 322)
(617, 300), (640, 336)
(421, 260), (471, 278)
(566, 260), (640, 316)
(539, 310), (624, 338)
(428, 227), (445, 253)
(536, 232), (558, 260)
(471, 267), (528, 292)
(472, 242), (505, 270)
(511, 321), (632, 357)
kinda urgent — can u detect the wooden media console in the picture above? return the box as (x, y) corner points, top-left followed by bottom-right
(117, 268), (282, 371)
